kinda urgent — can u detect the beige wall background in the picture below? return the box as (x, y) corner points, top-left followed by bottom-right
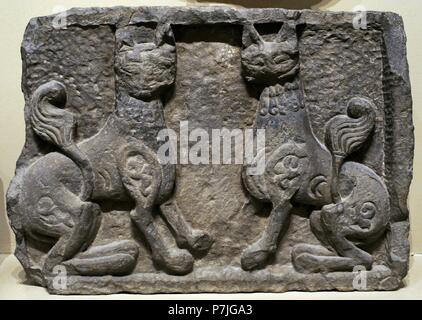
(0, 0), (420, 255)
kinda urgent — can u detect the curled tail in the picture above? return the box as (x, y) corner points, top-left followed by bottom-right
(30, 80), (94, 200)
(325, 97), (376, 202)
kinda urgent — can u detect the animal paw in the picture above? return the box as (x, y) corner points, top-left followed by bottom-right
(183, 229), (214, 253)
(291, 244), (334, 273)
(153, 248), (194, 275)
(292, 252), (323, 274)
(241, 240), (274, 271)
(62, 240), (139, 276)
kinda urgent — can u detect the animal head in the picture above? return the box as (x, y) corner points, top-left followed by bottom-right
(116, 23), (176, 100)
(241, 21), (299, 86)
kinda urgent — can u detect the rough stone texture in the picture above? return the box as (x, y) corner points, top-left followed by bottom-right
(6, 7), (413, 294)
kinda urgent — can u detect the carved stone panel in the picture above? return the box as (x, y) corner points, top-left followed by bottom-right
(7, 7), (413, 294)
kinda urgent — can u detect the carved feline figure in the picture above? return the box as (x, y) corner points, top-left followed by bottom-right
(8, 24), (212, 284)
(240, 19), (390, 272)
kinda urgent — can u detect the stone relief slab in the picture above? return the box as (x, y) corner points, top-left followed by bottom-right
(6, 7), (413, 294)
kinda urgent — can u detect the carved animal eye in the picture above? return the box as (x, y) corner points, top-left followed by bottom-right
(273, 55), (287, 64)
(360, 202), (376, 219)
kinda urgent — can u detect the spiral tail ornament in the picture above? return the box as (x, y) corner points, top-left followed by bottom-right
(325, 97), (376, 201)
(30, 81), (94, 201)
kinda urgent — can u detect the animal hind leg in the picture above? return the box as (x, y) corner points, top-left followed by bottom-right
(62, 240), (139, 276)
(292, 244), (363, 273)
(41, 200), (138, 278)
(42, 201), (101, 275)
(292, 208), (373, 273)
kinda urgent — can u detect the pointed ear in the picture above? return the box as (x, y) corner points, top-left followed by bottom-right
(276, 21), (297, 43)
(285, 11), (301, 20)
(120, 38), (134, 49)
(242, 24), (264, 48)
(155, 23), (175, 47)
(116, 28), (135, 50)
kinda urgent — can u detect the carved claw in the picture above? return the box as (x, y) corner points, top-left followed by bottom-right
(241, 239), (275, 271)
(177, 229), (214, 253)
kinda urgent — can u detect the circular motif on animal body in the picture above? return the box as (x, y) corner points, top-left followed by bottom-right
(37, 196), (55, 215)
(307, 175), (329, 200)
(126, 155), (149, 180)
(360, 201), (376, 219)
(282, 155), (300, 171)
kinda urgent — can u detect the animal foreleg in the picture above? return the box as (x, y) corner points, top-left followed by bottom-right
(241, 200), (292, 271)
(160, 200), (213, 253)
(130, 206), (194, 275)
(118, 142), (194, 275)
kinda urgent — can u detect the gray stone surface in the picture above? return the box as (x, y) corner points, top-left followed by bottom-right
(6, 6), (413, 294)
